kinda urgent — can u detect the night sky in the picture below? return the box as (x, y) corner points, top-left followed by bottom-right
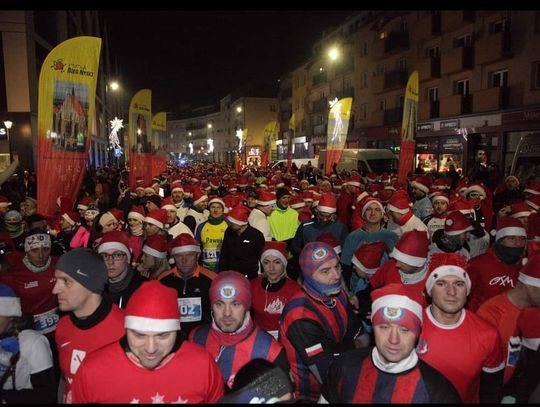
(101, 10), (358, 115)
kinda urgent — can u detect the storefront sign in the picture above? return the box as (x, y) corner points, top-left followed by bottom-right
(440, 119), (460, 129)
(416, 139), (439, 152)
(502, 109), (540, 125)
(441, 137), (462, 151)
(417, 123), (434, 132)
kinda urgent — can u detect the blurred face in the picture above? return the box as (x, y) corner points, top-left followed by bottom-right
(173, 251), (199, 276)
(20, 200), (36, 217)
(246, 196), (258, 209)
(258, 204), (273, 216)
(52, 270), (94, 316)
(144, 222), (161, 237)
(320, 182), (332, 193)
(195, 199), (208, 211)
(171, 190), (184, 202)
(277, 194), (291, 208)
(412, 186), (425, 199)
(101, 250), (128, 280)
(387, 209), (405, 223)
(364, 203), (383, 224)
(165, 209), (177, 224)
(212, 298), (247, 333)
(145, 190), (155, 197)
(515, 216), (528, 229)
(433, 199), (448, 215)
(317, 210), (333, 224)
(128, 217), (142, 229)
(312, 257), (341, 286)
(458, 231), (470, 245)
(261, 255), (285, 283)
(126, 329), (177, 369)
(59, 217), (72, 231)
(209, 203), (224, 218)
(145, 201), (159, 212)
(136, 189), (145, 198)
(26, 246), (51, 267)
(506, 178), (519, 190)
(499, 235), (527, 248)
(430, 275), (468, 316)
(140, 252), (157, 272)
(374, 323), (417, 363)
(395, 260), (423, 274)
(0, 316), (12, 335)
(101, 219), (119, 233)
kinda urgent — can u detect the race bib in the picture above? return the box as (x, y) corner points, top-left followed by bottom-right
(33, 307), (59, 334)
(203, 249), (219, 261)
(177, 297), (202, 322)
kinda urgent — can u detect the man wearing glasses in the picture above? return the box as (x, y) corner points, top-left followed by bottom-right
(98, 230), (147, 308)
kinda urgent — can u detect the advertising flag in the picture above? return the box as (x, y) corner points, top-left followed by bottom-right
(152, 112), (167, 177)
(37, 36), (101, 216)
(128, 89), (152, 188)
(325, 97), (352, 176)
(261, 120), (277, 167)
(398, 70), (419, 183)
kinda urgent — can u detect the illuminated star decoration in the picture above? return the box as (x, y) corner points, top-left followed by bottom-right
(151, 392), (165, 403)
(109, 117), (124, 151)
(172, 396), (189, 404)
(236, 129), (244, 152)
(207, 138), (214, 153)
(329, 98), (344, 143)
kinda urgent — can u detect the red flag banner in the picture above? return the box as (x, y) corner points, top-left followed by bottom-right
(127, 89), (152, 188)
(398, 71), (419, 183)
(37, 36), (101, 216)
(325, 97), (353, 176)
(151, 155), (166, 177)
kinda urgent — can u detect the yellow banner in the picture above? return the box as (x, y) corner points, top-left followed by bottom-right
(401, 70), (419, 143)
(128, 89), (152, 188)
(326, 97), (352, 150)
(37, 36), (101, 215)
(152, 111), (167, 131)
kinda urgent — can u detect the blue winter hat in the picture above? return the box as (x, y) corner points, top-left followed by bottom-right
(0, 283), (22, 317)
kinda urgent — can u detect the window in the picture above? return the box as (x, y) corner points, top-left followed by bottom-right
(361, 40), (369, 57)
(532, 62), (540, 89)
(490, 69), (508, 88)
(454, 33), (472, 48)
(490, 18), (511, 34)
(397, 58), (407, 71)
(455, 79), (470, 95)
(360, 103), (368, 120)
(361, 72), (368, 89)
(427, 87), (439, 102)
(378, 99), (386, 111)
(379, 31), (387, 40)
(426, 46), (439, 58)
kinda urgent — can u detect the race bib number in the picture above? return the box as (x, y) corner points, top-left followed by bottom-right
(178, 297), (202, 322)
(33, 307), (59, 334)
(203, 249), (219, 260)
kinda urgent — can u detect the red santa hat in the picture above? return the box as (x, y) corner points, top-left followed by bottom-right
(430, 191), (449, 204)
(386, 191), (412, 214)
(192, 189), (208, 206)
(227, 204), (251, 226)
(290, 194), (306, 209)
(161, 197), (177, 212)
(315, 233), (342, 254)
(524, 182), (540, 196)
(125, 280), (180, 332)
(526, 195), (540, 211)
(495, 216), (527, 241)
(466, 183), (487, 199)
(168, 233), (201, 256)
(370, 283), (423, 335)
(433, 177), (450, 191)
(509, 202), (533, 219)
(237, 176), (248, 188)
(257, 190), (276, 206)
(348, 175), (362, 188)
(128, 205), (145, 222)
(366, 172), (379, 183)
(98, 230), (131, 262)
(317, 193), (337, 214)
(448, 198), (475, 215)
(361, 197), (384, 218)
(171, 180), (184, 193)
(505, 175), (520, 186)
(352, 242), (387, 275)
(355, 191), (369, 204)
(261, 241), (288, 266)
(410, 175), (432, 195)
(391, 230), (429, 267)
(142, 234), (168, 259)
(208, 197), (226, 209)
(144, 186), (157, 195)
(210, 270), (252, 308)
(444, 211), (473, 236)
(77, 196), (94, 211)
(144, 208), (168, 230)
(425, 252), (471, 296)
(62, 211), (80, 226)
(109, 208), (124, 223)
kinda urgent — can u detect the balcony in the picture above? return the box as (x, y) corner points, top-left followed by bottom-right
(473, 86), (509, 112)
(418, 57), (441, 81)
(441, 46), (473, 75)
(419, 100), (440, 120)
(384, 107), (403, 125)
(279, 88), (292, 99)
(372, 29), (410, 60)
(312, 71), (327, 87)
(335, 56), (354, 75)
(442, 10), (475, 32)
(475, 30), (512, 65)
(412, 12), (441, 42)
(312, 97), (328, 113)
(373, 69), (409, 93)
(440, 94), (472, 117)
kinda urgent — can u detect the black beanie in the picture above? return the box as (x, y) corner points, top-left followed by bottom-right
(145, 194), (162, 208)
(275, 188), (291, 201)
(56, 248), (108, 294)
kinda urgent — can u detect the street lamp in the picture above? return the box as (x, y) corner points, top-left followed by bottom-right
(3, 120), (12, 161)
(110, 81), (119, 91)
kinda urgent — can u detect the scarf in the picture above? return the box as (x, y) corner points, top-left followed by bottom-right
(303, 277), (342, 305)
(399, 265), (427, 285)
(108, 267), (133, 293)
(5, 223), (24, 239)
(394, 211), (413, 226)
(495, 242), (524, 265)
(210, 312), (254, 347)
(208, 215), (224, 225)
(371, 347), (418, 374)
(23, 255), (52, 273)
(129, 222), (144, 236)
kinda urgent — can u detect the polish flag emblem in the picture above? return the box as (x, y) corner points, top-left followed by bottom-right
(305, 343), (323, 357)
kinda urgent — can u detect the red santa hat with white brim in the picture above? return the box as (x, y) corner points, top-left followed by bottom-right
(390, 230), (429, 267)
(317, 193), (337, 214)
(518, 254), (540, 287)
(261, 241), (288, 266)
(425, 252), (471, 296)
(168, 233), (201, 256)
(495, 216), (527, 241)
(370, 284), (423, 334)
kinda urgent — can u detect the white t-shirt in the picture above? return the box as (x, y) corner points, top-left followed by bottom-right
(2, 329), (53, 390)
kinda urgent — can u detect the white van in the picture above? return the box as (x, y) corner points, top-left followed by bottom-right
(270, 158), (318, 171)
(318, 148), (398, 175)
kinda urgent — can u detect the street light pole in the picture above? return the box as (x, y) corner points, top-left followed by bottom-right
(3, 120), (12, 162)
